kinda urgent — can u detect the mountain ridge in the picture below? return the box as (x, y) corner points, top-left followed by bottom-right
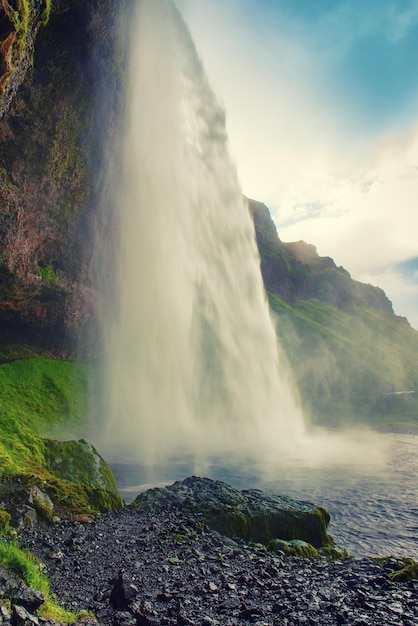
(248, 197), (399, 321)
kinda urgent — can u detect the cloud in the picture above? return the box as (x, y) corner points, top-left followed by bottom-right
(174, 0), (418, 326)
(276, 123), (418, 324)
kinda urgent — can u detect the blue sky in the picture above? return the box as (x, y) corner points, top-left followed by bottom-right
(174, 0), (418, 328)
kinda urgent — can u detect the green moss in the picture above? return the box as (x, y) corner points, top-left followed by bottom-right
(318, 545), (349, 560)
(210, 510), (249, 539)
(0, 356), (93, 438)
(268, 538), (318, 559)
(0, 507), (11, 531)
(40, 0), (52, 25)
(388, 558), (418, 582)
(37, 260), (60, 282)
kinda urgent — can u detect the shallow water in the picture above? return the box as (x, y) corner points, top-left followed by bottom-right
(111, 431), (418, 559)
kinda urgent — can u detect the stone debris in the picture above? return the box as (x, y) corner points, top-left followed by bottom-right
(14, 506), (418, 625)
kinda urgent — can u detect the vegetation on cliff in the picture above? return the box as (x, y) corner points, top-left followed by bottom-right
(0, 354), (122, 518)
(249, 199), (418, 430)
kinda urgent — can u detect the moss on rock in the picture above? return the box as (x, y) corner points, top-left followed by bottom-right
(44, 438), (118, 493)
(388, 558), (418, 582)
(268, 538), (318, 559)
(131, 476), (334, 550)
(0, 506), (11, 530)
(0, 466), (123, 523)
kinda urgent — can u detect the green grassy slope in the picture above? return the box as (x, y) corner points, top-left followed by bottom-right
(269, 293), (418, 430)
(0, 356), (93, 475)
(0, 355), (122, 515)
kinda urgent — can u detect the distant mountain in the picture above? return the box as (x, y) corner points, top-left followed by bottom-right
(249, 198), (418, 430)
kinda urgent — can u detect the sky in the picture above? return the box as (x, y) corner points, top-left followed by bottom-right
(174, 0), (418, 329)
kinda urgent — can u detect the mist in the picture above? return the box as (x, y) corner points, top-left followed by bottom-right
(89, 0), (390, 480)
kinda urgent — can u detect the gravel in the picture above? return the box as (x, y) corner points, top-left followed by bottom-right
(18, 506), (418, 626)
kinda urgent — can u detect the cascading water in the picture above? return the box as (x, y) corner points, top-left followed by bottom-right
(98, 0), (306, 466)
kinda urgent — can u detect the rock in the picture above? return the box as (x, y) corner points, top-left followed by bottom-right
(14, 506), (37, 530)
(0, 604), (11, 622)
(44, 439), (119, 493)
(268, 538), (318, 558)
(11, 604), (39, 626)
(131, 476), (333, 549)
(11, 582), (44, 613)
(28, 487), (54, 521)
(109, 571), (138, 609)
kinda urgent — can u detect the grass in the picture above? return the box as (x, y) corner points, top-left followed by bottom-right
(268, 292), (418, 429)
(37, 260), (60, 282)
(0, 356), (90, 476)
(0, 540), (80, 623)
(0, 354), (123, 514)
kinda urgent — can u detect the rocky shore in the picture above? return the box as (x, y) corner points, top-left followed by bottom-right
(7, 477), (416, 626)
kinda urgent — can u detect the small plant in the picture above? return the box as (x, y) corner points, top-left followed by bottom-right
(40, 0), (52, 26)
(37, 260), (60, 282)
(5, 0), (30, 43)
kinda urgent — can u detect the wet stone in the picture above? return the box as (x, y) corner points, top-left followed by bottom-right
(12, 480), (418, 626)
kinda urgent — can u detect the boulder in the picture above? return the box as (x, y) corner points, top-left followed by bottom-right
(45, 439), (118, 492)
(0, 439), (123, 522)
(130, 476), (333, 549)
(268, 538), (318, 558)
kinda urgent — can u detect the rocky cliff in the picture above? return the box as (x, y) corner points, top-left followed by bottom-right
(249, 198), (395, 317)
(248, 199), (418, 427)
(0, 0), (125, 356)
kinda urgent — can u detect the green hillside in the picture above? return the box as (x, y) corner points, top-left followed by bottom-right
(0, 355), (93, 474)
(269, 293), (418, 431)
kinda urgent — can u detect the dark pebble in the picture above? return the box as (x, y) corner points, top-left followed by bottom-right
(14, 507), (418, 626)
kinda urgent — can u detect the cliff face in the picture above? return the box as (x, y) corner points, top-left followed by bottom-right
(0, 0), (51, 119)
(0, 1), (411, 361)
(248, 198), (395, 317)
(0, 0), (124, 355)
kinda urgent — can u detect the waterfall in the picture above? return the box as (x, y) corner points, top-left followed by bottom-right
(98, 0), (305, 465)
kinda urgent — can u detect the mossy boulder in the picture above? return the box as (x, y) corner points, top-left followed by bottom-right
(318, 544), (349, 560)
(45, 438), (118, 492)
(268, 538), (318, 558)
(27, 485), (54, 521)
(43, 438), (123, 516)
(0, 438), (123, 522)
(131, 476), (334, 550)
(0, 470), (123, 523)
